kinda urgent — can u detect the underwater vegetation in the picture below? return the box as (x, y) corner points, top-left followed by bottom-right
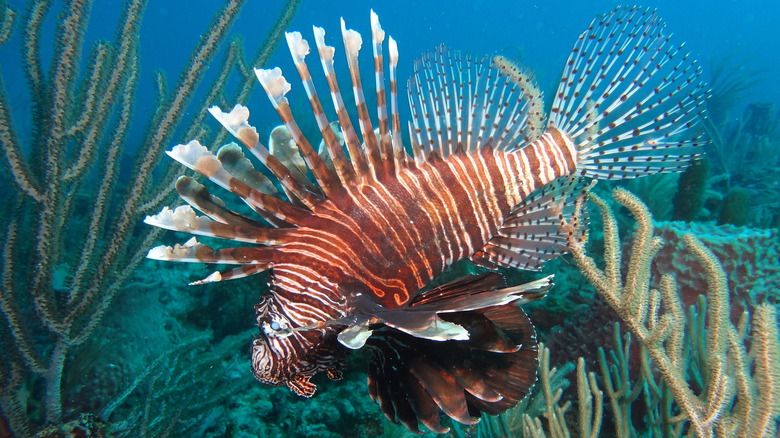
(0, 0), (301, 435)
(703, 58), (780, 228)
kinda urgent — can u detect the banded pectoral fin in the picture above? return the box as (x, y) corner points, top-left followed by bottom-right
(366, 304), (540, 434)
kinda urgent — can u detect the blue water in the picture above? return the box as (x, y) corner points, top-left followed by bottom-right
(145, 0), (780, 137)
(1, 0), (778, 437)
(3, 0), (778, 145)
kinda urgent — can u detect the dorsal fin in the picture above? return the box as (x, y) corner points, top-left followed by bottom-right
(254, 67), (341, 196)
(407, 46), (533, 163)
(386, 36), (406, 168)
(312, 25), (371, 180)
(341, 18), (384, 175)
(369, 11), (395, 177)
(471, 176), (592, 270)
(165, 141), (312, 225)
(283, 31), (356, 186)
(207, 105), (323, 208)
(492, 56), (546, 143)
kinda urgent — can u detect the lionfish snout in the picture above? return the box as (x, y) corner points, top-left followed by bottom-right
(250, 295), (339, 397)
(250, 297), (296, 385)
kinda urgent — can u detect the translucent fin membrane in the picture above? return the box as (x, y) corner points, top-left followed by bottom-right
(209, 105), (322, 207)
(254, 65), (340, 196)
(550, 6), (709, 179)
(408, 46), (532, 162)
(471, 176), (592, 271)
(165, 140), (310, 225)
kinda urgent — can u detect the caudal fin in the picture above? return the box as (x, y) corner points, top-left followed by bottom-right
(551, 6), (709, 180)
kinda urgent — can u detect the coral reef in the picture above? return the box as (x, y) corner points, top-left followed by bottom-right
(564, 188), (780, 437)
(672, 158), (710, 222)
(652, 221), (780, 312)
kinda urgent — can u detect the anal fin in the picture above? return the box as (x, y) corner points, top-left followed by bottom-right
(471, 176), (592, 271)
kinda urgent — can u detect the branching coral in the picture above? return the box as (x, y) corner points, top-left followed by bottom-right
(0, 0), (300, 435)
(566, 188), (780, 437)
(474, 188), (779, 438)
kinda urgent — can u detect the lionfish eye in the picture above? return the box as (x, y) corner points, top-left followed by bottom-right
(270, 321), (281, 331)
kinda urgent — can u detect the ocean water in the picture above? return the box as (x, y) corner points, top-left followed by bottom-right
(0, 0), (778, 437)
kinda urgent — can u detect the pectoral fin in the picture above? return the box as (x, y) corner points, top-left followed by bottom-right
(337, 316), (373, 349)
(378, 311), (469, 342)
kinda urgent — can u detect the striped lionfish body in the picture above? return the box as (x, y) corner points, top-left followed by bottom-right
(146, 6), (707, 433)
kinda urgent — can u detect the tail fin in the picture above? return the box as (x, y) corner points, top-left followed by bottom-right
(551, 6), (709, 180)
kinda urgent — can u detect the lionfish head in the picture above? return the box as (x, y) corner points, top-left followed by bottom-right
(250, 295), (342, 397)
(250, 296), (291, 385)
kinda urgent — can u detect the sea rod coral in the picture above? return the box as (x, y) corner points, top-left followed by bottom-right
(0, 1), (299, 435)
(565, 189), (780, 437)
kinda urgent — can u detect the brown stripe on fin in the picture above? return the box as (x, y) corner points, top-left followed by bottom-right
(370, 11), (396, 177)
(173, 176), (277, 228)
(146, 237), (274, 265)
(207, 105), (323, 206)
(340, 18), (384, 174)
(312, 25), (371, 179)
(216, 143), (277, 195)
(255, 66), (342, 197)
(386, 36), (407, 168)
(283, 31), (356, 185)
(471, 176), (592, 270)
(366, 303), (540, 431)
(167, 142), (311, 226)
(189, 263), (271, 285)
(144, 205), (295, 245)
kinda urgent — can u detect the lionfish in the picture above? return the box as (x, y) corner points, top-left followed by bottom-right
(145, 6), (707, 433)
